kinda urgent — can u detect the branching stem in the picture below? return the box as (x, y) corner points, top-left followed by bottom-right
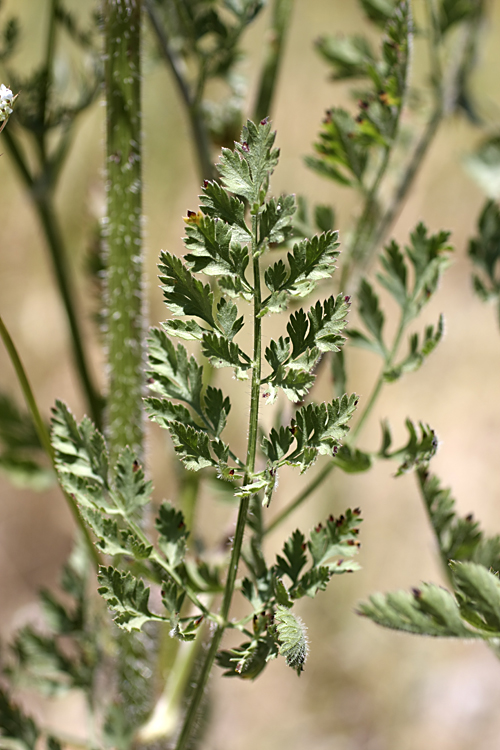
(174, 216), (262, 750)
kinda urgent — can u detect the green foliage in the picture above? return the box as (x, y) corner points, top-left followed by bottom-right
(273, 606), (309, 675)
(349, 225), (452, 369)
(0, 688), (39, 750)
(468, 199), (500, 324)
(308, 1), (411, 187)
(0, 392), (53, 489)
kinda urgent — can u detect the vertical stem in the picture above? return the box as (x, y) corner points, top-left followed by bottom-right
(253, 0), (294, 123)
(144, 0), (215, 182)
(104, 0), (145, 462)
(174, 218), (262, 750)
(2, 129), (103, 430)
(0, 314), (100, 567)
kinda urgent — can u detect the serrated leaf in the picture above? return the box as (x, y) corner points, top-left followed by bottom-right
(144, 397), (196, 431)
(163, 319), (207, 341)
(167, 422), (216, 471)
(216, 637), (277, 679)
(315, 33), (375, 79)
(452, 562), (500, 632)
(390, 419), (438, 475)
(334, 445), (373, 473)
(111, 447), (152, 515)
(97, 567), (165, 632)
(147, 330), (203, 412)
(358, 585), (481, 638)
(295, 567), (332, 598)
(359, 0), (397, 25)
(199, 180), (250, 238)
(156, 502), (189, 568)
(308, 509), (362, 568)
(275, 529), (307, 585)
(203, 386), (231, 437)
(79, 507), (152, 559)
(217, 119), (279, 205)
(184, 214), (250, 280)
(202, 332), (251, 378)
(285, 395), (359, 471)
(259, 194), (296, 244)
(216, 298), (244, 340)
(274, 605), (308, 675)
(158, 251), (215, 326)
(417, 470), (490, 566)
(51, 401), (108, 486)
(384, 315), (444, 381)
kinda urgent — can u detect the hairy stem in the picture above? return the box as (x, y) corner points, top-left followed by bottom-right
(174, 219), (262, 750)
(104, 0), (145, 462)
(2, 129), (103, 430)
(0, 314), (100, 567)
(253, 0), (294, 123)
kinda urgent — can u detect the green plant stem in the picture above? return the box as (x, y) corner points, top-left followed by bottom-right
(415, 467), (452, 584)
(2, 128), (103, 430)
(174, 220), (262, 750)
(104, 0), (145, 462)
(0, 314), (100, 568)
(145, 0), (215, 182)
(136, 620), (208, 744)
(253, 0), (294, 123)
(265, 461), (334, 535)
(265, 313), (406, 534)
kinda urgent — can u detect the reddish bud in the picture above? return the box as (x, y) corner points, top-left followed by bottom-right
(241, 142), (249, 152)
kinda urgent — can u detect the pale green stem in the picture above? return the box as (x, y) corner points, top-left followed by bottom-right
(174, 217), (262, 750)
(104, 0), (145, 462)
(253, 0), (294, 123)
(0, 314), (100, 568)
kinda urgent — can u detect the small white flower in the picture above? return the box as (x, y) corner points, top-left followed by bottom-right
(0, 84), (14, 122)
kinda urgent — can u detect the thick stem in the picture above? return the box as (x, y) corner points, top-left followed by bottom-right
(253, 0), (294, 123)
(104, 0), (145, 462)
(174, 221), (262, 750)
(0, 314), (100, 567)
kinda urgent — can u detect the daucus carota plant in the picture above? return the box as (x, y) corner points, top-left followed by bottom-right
(50, 119), (363, 749)
(2, 0), (500, 748)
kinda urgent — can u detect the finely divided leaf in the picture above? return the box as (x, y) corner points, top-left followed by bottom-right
(147, 330), (203, 412)
(97, 567), (165, 632)
(156, 502), (189, 568)
(158, 251), (215, 326)
(274, 605), (308, 675)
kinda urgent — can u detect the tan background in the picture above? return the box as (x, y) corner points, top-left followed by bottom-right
(1, 1), (500, 749)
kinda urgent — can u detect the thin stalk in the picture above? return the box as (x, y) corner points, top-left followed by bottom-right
(0, 314), (100, 568)
(104, 0), (145, 462)
(265, 312), (406, 534)
(145, 0), (215, 181)
(415, 468), (452, 584)
(253, 0), (294, 123)
(174, 218), (262, 750)
(1, 129), (103, 429)
(265, 461), (334, 535)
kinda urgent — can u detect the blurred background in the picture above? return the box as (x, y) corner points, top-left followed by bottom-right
(1, 1), (500, 749)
